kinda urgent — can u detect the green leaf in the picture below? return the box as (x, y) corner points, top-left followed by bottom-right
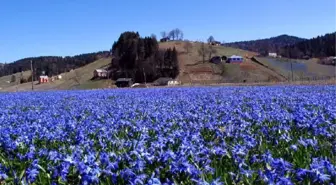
(37, 165), (47, 173)
(19, 169), (26, 180)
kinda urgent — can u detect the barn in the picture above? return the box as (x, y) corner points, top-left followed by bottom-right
(39, 75), (49, 83)
(227, 55), (244, 64)
(93, 69), (108, 78)
(115, 78), (133, 88)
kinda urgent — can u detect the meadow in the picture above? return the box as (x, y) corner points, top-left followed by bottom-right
(0, 86), (335, 185)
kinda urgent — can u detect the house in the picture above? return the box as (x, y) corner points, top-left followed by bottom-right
(168, 80), (180, 86)
(268, 53), (277, 58)
(160, 37), (170, 42)
(302, 55), (310, 60)
(210, 41), (221, 46)
(93, 69), (108, 78)
(115, 78), (133, 87)
(153, 77), (173, 86)
(131, 83), (148, 88)
(227, 55), (244, 63)
(39, 75), (49, 83)
(210, 56), (222, 64)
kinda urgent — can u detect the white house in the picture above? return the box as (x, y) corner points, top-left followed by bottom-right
(168, 80), (181, 86)
(227, 55), (244, 63)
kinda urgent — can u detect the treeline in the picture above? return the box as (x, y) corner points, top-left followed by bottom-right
(111, 32), (179, 82)
(224, 35), (306, 56)
(280, 32), (335, 59)
(0, 51), (110, 80)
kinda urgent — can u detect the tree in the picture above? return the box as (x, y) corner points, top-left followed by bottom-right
(72, 70), (82, 85)
(174, 28), (183, 40)
(10, 75), (16, 83)
(183, 42), (193, 53)
(198, 42), (209, 63)
(160, 31), (167, 39)
(208, 44), (217, 60)
(111, 31), (178, 83)
(168, 30), (176, 40)
(208, 36), (215, 43)
(151, 34), (157, 40)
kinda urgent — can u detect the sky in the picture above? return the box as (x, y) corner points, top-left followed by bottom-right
(1, 0), (335, 63)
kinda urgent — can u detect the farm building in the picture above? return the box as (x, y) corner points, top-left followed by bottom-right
(39, 75), (49, 83)
(268, 53), (277, 58)
(227, 55), (244, 63)
(210, 41), (221, 46)
(210, 56), (222, 64)
(160, 37), (170, 42)
(168, 80), (181, 86)
(153, 77), (173, 86)
(318, 56), (336, 65)
(115, 78), (133, 88)
(93, 69), (108, 78)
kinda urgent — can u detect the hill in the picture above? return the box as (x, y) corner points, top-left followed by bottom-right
(0, 51), (110, 79)
(280, 32), (335, 59)
(253, 57), (335, 81)
(159, 41), (286, 84)
(0, 57), (113, 92)
(224, 35), (306, 55)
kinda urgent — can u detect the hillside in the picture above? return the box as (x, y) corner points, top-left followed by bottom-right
(0, 71), (31, 90)
(0, 57), (113, 92)
(0, 51), (110, 79)
(224, 35), (306, 55)
(159, 41), (286, 83)
(280, 32), (335, 59)
(254, 57), (336, 80)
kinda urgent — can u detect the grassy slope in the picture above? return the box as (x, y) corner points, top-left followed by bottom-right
(1, 41), (301, 92)
(0, 71), (31, 90)
(160, 41), (284, 83)
(1, 57), (112, 92)
(255, 57), (336, 80)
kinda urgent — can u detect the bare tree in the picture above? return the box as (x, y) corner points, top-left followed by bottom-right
(174, 28), (184, 40)
(183, 42), (193, 53)
(198, 42), (209, 63)
(208, 44), (217, 60)
(72, 70), (81, 85)
(151, 34), (157, 40)
(160, 31), (167, 39)
(174, 29), (180, 40)
(207, 36), (215, 44)
(179, 31), (184, 40)
(168, 30), (175, 40)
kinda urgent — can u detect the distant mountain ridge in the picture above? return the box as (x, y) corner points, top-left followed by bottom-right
(280, 32), (335, 59)
(224, 35), (306, 55)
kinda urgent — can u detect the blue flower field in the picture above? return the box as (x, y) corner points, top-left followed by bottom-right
(0, 86), (335, 185)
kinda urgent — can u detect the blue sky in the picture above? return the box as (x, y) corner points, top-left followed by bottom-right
(1, 0), (335, 62)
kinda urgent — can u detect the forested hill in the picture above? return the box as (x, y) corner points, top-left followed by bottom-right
(280, 32), (335, 59)
(0, 51), (110, 79)
(224, 35), (306, 55)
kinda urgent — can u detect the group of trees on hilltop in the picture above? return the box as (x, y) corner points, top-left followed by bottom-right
(111, 32), (179, 82)
(0, 51), (110, 81)
(160, 29), (184, 41)
(279, 32), (335, 59)
(224, 35), (306, 56)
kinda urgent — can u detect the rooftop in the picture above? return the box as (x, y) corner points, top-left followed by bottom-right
(95, 69), (107, 73)
(229, 55), (243, 59)
(116, 78), (132, 82)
